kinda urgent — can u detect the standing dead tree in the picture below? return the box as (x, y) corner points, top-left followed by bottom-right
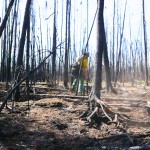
(52, 0), (57, 85)
(103, 31), (116, 93)
(26, 3), (30, 95)
(1, 1), (7, 82)
(6, 0), (18, 88)
(114, 0), (127, 86)
(79, 0), (126, 127)
(14, 0), (32, 101)
(92, 0), (104, 99)
(12, 0), (19, 78)
(64, 0), (71, 88)
(142, 0), (148, 86)
(112, 0), (116, 82)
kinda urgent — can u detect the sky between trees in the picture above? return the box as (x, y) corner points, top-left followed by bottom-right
(0, 0), (150, 64)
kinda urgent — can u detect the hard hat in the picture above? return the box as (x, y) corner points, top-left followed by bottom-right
(84, 52), (89, 56)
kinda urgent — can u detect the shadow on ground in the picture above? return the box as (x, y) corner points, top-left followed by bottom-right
(0, 112), (149, 150)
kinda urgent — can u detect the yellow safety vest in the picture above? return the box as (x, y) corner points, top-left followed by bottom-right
(80, 57), (88, 69)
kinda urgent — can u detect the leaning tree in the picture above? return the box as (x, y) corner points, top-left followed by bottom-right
(0, 0), (16, 37)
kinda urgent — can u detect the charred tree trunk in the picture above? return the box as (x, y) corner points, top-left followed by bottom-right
(103, 32), (114, 93)
(12, 0), (19, 79)
(30, 7), (36, 85)
(1, 1), (8, 82)
(92, 0), (104, 98)
(1, 30), (6, 82)
(52, 0), (57, 85)
(64, 0), (68, 87)
(67, 0), (71, 67)
(115, 0), (127, 86)
(26, 6), (30, 94)
(112, 0), (115, 81)
(142, 0), (148, 86)
(6, 0), (17, 88)
(64, 0), (71, 88)
(86, 0), (89, 52)
(15, 0), (32, 101)
(59, 0), (64, 82)
(73, 0), (76, 63)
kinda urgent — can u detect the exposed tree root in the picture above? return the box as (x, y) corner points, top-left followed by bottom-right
(79, 95), (128, 129)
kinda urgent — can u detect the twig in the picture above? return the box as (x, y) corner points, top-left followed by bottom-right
(45, 12), (54, 20)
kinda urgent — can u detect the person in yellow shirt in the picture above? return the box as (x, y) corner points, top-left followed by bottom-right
(70, 52), (89, 94)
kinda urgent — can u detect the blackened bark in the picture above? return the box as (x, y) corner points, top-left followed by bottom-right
(1, 1), (8, 82)
(15, 0), (32, 100)
(64, 0), (71, 88)
(52, 0), (57, 84)
(112, 0), (115, 81)
(103, 34), (113, 92)
(0, 0), (15, 37)
(16, 0), (32, 68)
(12, 1), (19, 77)
(93, 0), (104, 98)
(142, 0), (148, 86)
(26, 7), (30, 94)
(6, 0), (17, 88)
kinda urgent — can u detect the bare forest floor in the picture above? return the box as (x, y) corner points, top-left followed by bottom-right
(0, 82), (150, 150)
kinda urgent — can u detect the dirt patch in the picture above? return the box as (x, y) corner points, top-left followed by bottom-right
(0, 84), (150, 149)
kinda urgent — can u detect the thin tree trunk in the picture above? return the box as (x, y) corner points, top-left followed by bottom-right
(52, 0), (57, 85)
(112, 0), (115, 81)
(67, 0), (71, 71)
(73, 0), (76, 63)
(64, 0), (70, 88)
(142, 0), (148, 86)
(26, 6), (30, 94)
(86, 0), (89, 52)
(6, 0), (17, 88)
(103, 32), (113, 92)
(1, 1), (7, 82)
(59, 0), (64, 82)
(115, 0), (127, 86)
(12, 0), (19, 78)
(39, 7), (44, 81)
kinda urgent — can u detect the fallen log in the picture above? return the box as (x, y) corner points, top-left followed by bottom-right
(33, 86), (68, 91)
(21, 82), (48, 86)
(108, 103), (145, 107)
(20, 85), (68, 91)
(63, 98), (81, 102)
(27, 94), (147, 108)
(28, 93), (147, 102)
(127, 121), (150, 127)
(28, 93), (89, 100)
(104, 97), (146, 102)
